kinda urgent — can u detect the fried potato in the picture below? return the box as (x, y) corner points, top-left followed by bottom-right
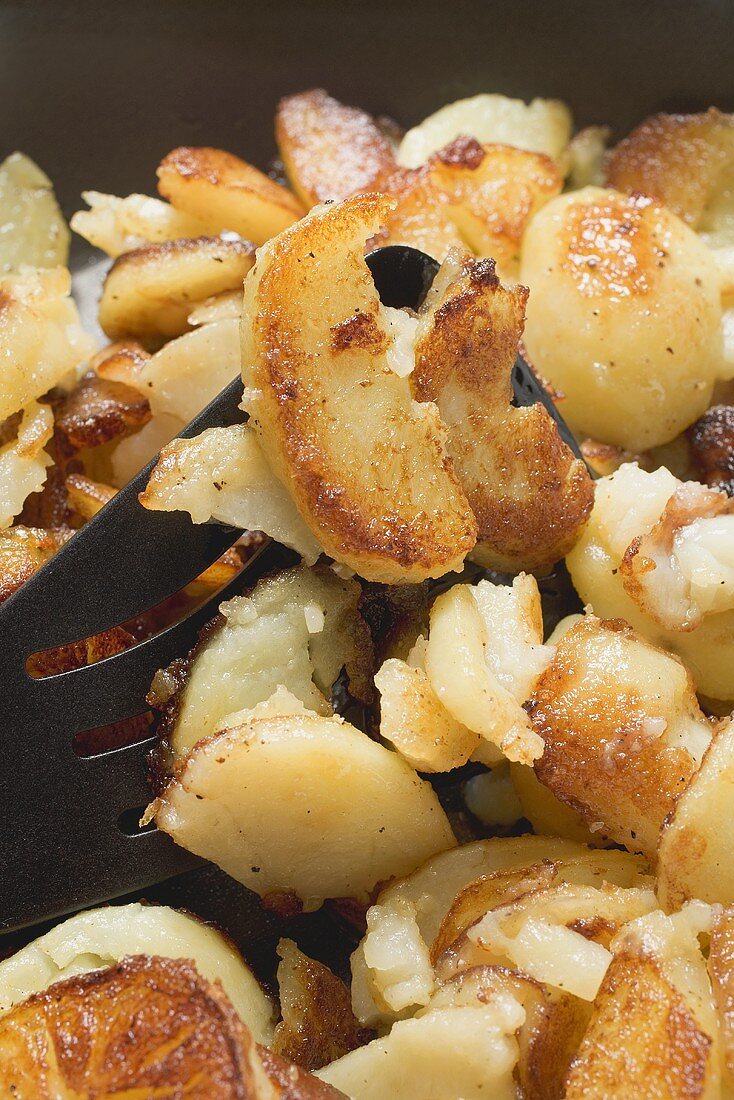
(372, 164), (466, 260)
(188, 287), (243, 325)
(273, 939), (365, 1070)
(99, 235), (255, 345)
(241, 193), (477, 583)
(0, 152), (69, 271)
(709, 906), (734, 1091)
(414, 251), (593, 572)
(0, 523), (70, 602)
(65, 472), (116, 521)
(0, 266), (95, 422)
(689, 403), (734, 494)
(71, 189), (213, 257)
(0, 401), (54, 528)
(140, 316), (240, 423)
(511, 763), (604, 845)
(463, 764), (524, 829)
(566, 463), (734, 703)
(157, 146), (305, 246)
(0, 901), (274, 1041)
(92, 338), (150, 386)
(151, 564), (371, 762)
(318, 1000), (522, 1100)
(658, 717), (734, 909)
(529, 615), (712, 858)
(276, 89), (396, 207)
(398, 93), (572, 170)
(151, 703), (455, 903)
(55, 370), (151, 449)
(428, 138), (562, 276)
(521, 188), (727, 451)
(567, 126), (610, 189)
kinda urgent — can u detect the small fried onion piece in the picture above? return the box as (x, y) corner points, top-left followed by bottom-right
(150, 703), (455, 903)
(658, 716), (734, 910)
(157, 146), (305, 246)
(142, 424), (321, 565)
(0, 523), (70, 602)
(563, 904), (719, 1099)
(152, 563), (371, 763)
(0, 402), (54, 529)
(98, 235), (255, 346)
(414, 251), (593, 572)
(240, 193), (476, 583)
(529, 614), (712, 859)
(0, 152), (69, 271)
(0, 266), (95, 422)
(0, 901), (274, 1042)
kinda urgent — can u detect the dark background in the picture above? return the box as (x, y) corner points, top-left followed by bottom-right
(1, 0), (732, 975)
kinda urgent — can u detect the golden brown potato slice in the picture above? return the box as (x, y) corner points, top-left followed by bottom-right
(658, 717), (734, 909)
(0, 523), (70, 603)
(98, 235), (255, 345)
(157, 146), (305, 246)
(272, 938), (366, 1070)
(276, 89), (396, 207)
(0, 955), (275, 1099)
(92, 338), (150, 388)
(428, 137), (562, 276)
(54, 370), (151, 449)
(709, 906), (734, 1091)
(241, 192), (477, 583)
(606, 108), (734, 227)
(0, 151), (69, 271)
(414, 251), (593, 572)
(529, 615), (712, 859)
(371, 165), (467, 261)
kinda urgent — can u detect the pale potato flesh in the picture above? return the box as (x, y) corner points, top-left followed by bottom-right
(152, 708), (455, 902)
(71, 190), (214, 257)
(0, 152), (69, 271)
(0, 401), (53, 528)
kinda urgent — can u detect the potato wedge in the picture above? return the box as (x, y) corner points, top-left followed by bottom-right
(241, 192), (476, 583)
(99, 235), (255, 345)
(529, 615), (712, 858)
(276, 89), (396, 207)
(0, 152), (69, 271)
(157, 146), (304, 246)
(151, 706), (455, 902)
(414, 251), (593, 572)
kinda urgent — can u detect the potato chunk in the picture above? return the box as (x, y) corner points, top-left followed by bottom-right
(0, 402), (54, 528)
(0, 523), (69, 602)
(397, 93), (572, 169)
(240, 192), (476, 583)
(658, 717), (734, 908)
(0, 902), (274, 1043)
(566, 462), (734, 703)
(709, 906), (734, 1091)
(152, 564), (370, 762)
(0, 266), (95, 422)
(529, 615), (712, 858)
(151, 706), (455, 902)
(98, 235), (255, 345)
(157, 146), (304, 246)
(520, 188), (727, 451)
(0, 152), (69, 271)
(414, 251), (593, 571)
(71, 189), (213, 256)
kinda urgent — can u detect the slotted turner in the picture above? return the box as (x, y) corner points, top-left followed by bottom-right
(0, 246), (585, 935)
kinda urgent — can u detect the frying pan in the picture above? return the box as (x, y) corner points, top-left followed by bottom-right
(1, 0), (732, 983)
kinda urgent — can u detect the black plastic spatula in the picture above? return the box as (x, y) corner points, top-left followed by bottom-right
(0, 246), (585, 935)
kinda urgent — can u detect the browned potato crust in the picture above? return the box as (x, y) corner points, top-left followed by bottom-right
(689, 404), (734, 496)
(0, 523), (70, 603)
(276, 89), (396, 207)
(54, 371), (151, 450)
(414, 254), (593, 572)
(65, 471), (116, 521)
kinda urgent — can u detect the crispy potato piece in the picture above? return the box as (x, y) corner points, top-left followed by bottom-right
(414, 251), (593, 572)
(142, 424), (321, 562)
(658, 717), (734, 909)
(606, 108), (734, 228)
(0, 955), (282, 1100)
(0, 402), (54, 528)
(428, 138), (562, 276)
(151, 564), (371, 762)
(510, 763), (604, 845)
(689, 404), (734, 495)
(0, 152), (69, 271)
(157, 146), (305, 246)
(371, 165), (467, 260)
(98, 235), (255, 345)
(55, 370), (151, 449)
(0, 902), (274, 1042)
(0, 266), (95, 422)
(273, 938), (365, 1070)
(397, 93), (572, 169)
(520, 188), (727, 452)
(0, 523), (70, 602)
(567, 463), (734, 703)
(241, 193), (476, 583)
(529, 615), (712, 859)
(151, 704), (455, 903)
(71, 189), (214, 257)
(65, 472), (116, 521)
(709, 906), (734, 1091)
(276, 89), (396, 207)
(92, 338), (150, 387)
